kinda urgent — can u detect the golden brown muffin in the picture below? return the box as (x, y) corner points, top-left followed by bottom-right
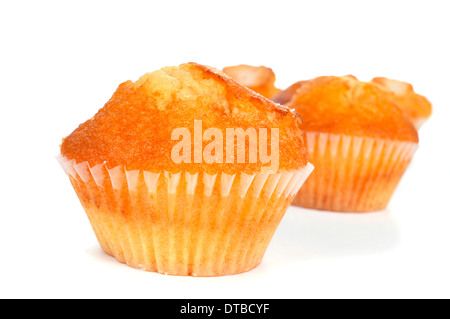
(62, 63), (307, 174)
(222, 64), (281, 99)
(271, 80), (308, 105)
(59, 62), (313, 276)
(272, 75), (358, 106)
(287, 75), (418, 212)
(371, 77), (432, 129)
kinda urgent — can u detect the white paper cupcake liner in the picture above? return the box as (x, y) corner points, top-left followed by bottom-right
(57, 155), (314, 276)
(292, 132), (418, 212)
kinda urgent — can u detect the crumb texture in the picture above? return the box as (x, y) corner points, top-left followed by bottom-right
(287, 76), (419, 142)
(61, 63), (308, 173)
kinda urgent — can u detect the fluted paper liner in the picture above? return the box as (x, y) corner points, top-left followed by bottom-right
(58, 155), (314, 276)
(292, 132), (418, 212)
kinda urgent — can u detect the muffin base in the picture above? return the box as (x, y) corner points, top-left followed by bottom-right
(58, 156), (313, 276)
(292, 132), (417, 212)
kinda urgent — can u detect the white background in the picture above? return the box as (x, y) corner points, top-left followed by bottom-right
(1, 0), (449, 299)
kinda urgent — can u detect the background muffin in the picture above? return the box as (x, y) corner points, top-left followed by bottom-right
(271, 80), (308, 105)
(371, 77), (432, 129)
(223, 64), (281, 99)
(59, 62), (313, 276)
(286, 75), (418, 212)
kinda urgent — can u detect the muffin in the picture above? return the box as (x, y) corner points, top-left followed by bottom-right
(286, 75), (418, 212)
(223, 64), (281, 99)
(271, 80), (308, 105)
(58, 62), (313, 276)
(272, 76), (358, 106)
(371, 77), (432, 129)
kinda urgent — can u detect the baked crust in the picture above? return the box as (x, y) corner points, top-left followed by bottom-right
(286, 76), (419, 142)
(271, 80), (307, 105)
(61, 62), (308, 173)
(272, 75), (358, 106)
(371, 77), (432, 128)
(222, 64), (281, 98)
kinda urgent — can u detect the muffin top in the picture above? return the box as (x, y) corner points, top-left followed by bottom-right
(286, 76), (419, 142)
(222, 64), (280, 99)
(271, 80), (307, 105)
(371, 77), (432, 128)
(61, 62), (308, 174)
